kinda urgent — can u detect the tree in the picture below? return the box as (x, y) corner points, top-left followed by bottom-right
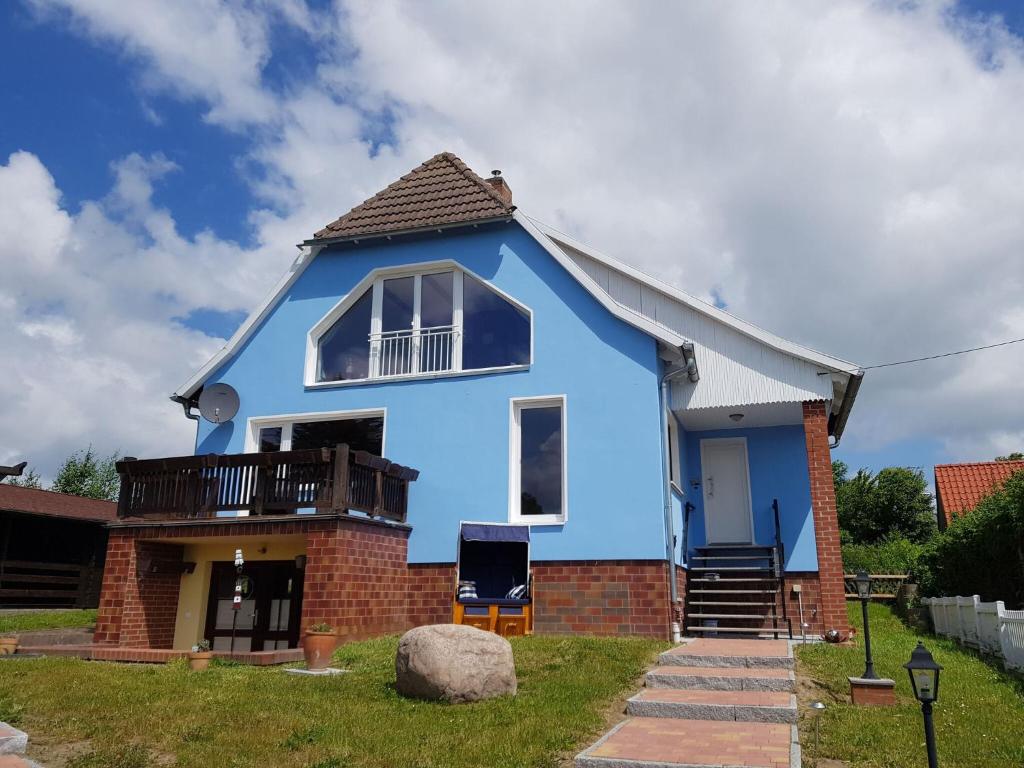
(996, 452), (1024, 461)
(50, 447), (120, 501)
(833, 460), (936, 544)
(3, 467), (42, 488)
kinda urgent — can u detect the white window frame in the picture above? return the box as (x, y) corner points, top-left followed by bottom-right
(508, 395), (568, 525)
(304, 259), (533, 388)
(244, 408), (387, 454)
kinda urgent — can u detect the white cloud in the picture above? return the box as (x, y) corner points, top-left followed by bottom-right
(6, 0), (1024, 479)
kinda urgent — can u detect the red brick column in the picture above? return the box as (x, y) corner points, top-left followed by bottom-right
(803, 401), (850, 633)
(93, 529), (135, 645)
(301, 519), (411, 642)
(93, 533), (183, 647)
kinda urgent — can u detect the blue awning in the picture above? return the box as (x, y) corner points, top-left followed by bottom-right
(460, 523), (530, 543)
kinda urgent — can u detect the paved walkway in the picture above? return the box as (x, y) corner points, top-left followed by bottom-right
(575, 638), (800, 768)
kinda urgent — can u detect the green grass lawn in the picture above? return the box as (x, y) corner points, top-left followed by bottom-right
(797, 602), (1024, 767)
(0, 634), (666, 768)
(0, 609), (97, 634)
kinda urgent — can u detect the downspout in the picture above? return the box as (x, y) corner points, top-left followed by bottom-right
(660, 343), (699, 643)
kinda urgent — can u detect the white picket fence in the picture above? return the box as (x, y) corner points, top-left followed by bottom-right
(922, 595), (1024, 670)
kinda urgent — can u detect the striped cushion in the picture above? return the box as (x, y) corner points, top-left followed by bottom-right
(506, 583), (528, 600)
(457, 581), (478, 600)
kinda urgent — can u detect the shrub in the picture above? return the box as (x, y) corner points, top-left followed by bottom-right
(917, 470), (1024, 607)
(841, 535), (924, 576)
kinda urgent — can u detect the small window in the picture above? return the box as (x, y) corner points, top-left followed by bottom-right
(510, 397), (566, 523)
(463, 273), (530, 370)
(259, 427), (282, 452)
(667, 416), (681, 486)
(318, 288), (373, 382)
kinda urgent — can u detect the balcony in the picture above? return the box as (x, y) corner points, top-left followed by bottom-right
(115, 445), (419, 523)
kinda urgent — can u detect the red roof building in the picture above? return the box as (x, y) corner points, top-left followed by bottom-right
(934, 460), (1024, 530)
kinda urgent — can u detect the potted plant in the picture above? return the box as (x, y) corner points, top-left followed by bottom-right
(188, 639), (213, 671)
(0, 636), (17, 656)
(302, 622), (336, 670)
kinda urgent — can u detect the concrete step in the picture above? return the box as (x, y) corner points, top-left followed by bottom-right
(685, 625), (787, 636)
(575, 717), (799, 768)
(659, 639), (793, 669)
(646, 665), (794, 692)
(687, 612), (774, 620)
(627, 689), (798, 724)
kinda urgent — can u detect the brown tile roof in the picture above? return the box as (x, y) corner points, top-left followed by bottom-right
(0, 484), (117, 523)
(934, 460), (1024, 527)
(313, 152), (514, 241)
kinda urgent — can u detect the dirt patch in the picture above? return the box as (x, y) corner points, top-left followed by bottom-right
(25, 736), (92, 768)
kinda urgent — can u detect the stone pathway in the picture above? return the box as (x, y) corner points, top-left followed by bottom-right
(575, 638), (800, 768)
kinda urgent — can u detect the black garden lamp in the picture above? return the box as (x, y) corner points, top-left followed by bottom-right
(855, 570), (878, 679)
(905, 642), (942, 768)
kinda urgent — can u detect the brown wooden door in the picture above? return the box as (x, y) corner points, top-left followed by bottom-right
(204, 561), (303, 652)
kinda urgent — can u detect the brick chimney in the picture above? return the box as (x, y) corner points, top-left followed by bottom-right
(485, 170), (513, 206)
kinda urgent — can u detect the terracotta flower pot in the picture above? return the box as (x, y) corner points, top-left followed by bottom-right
(302, 631), (336, 670)
(0, 637), (17, 656)
(188, 651), (213, 671)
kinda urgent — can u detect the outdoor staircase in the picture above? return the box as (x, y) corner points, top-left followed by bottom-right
(683, 544), (793, 639)
(575, 638), (800, 768)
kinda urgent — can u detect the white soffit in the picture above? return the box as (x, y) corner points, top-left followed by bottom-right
(678, 402), (807, 433)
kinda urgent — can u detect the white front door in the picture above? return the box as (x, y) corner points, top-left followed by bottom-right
(700, 438), (753, 544)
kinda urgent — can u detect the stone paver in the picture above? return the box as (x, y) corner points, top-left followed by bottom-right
(661, 639), (793, 669)
(0, 757), (44, 768)
(578, 718), (795, 768)
(628, 689), (797, 724)
(646, 665), (794, 692)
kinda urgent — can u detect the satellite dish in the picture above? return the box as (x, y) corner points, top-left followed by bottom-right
(198, 383), (240, 424)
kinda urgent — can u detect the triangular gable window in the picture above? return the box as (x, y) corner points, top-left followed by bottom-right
(313, 267), (531, 384)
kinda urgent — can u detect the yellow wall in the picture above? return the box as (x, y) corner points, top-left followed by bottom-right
(171, 535), (307, 650)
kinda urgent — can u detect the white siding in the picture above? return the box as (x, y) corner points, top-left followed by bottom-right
(559, 243), (834, 410)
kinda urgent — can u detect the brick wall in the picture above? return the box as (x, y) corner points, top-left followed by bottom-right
(778, 572), (826, 637)
(532, 560), (671, 638)
(407, 563), (456, 627)
(803, 401), (850, 632)
(94, 536), (183, 648)
(302, 518), (411, 641)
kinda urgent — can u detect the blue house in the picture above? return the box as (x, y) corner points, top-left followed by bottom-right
(97, 153), (862, 654)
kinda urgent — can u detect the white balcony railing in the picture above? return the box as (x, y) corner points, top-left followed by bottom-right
(371, 325), (457, 378)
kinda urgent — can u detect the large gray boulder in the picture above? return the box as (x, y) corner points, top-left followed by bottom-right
(395, 624), (517, 703)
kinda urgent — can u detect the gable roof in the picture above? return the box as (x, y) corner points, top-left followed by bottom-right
(934, 460), (1024, 524)
(311, 152), (514, 241)
(0, 484), (117, 523)
(175, 152), (862, 438)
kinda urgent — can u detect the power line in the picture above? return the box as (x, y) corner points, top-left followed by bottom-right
(858, 336), (1024, 371)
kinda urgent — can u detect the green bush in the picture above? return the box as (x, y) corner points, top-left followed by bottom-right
(841, 535), (924, 576)
(917, 470), (1024, 607)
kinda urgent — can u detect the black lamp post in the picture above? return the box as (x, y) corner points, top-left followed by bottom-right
(905, 642), (942, 768)
(854, 570), (878, 679)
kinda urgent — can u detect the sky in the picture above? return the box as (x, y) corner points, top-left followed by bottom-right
(1, 0), (1023, 486)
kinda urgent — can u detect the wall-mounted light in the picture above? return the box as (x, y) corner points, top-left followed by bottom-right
(295, 555), (307, 570)
(729, 413), (744, 422)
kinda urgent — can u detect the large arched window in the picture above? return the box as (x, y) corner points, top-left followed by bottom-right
(312, 266), (531, 384)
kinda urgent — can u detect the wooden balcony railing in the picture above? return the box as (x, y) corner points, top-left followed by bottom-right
(115, 445), (419, 523)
